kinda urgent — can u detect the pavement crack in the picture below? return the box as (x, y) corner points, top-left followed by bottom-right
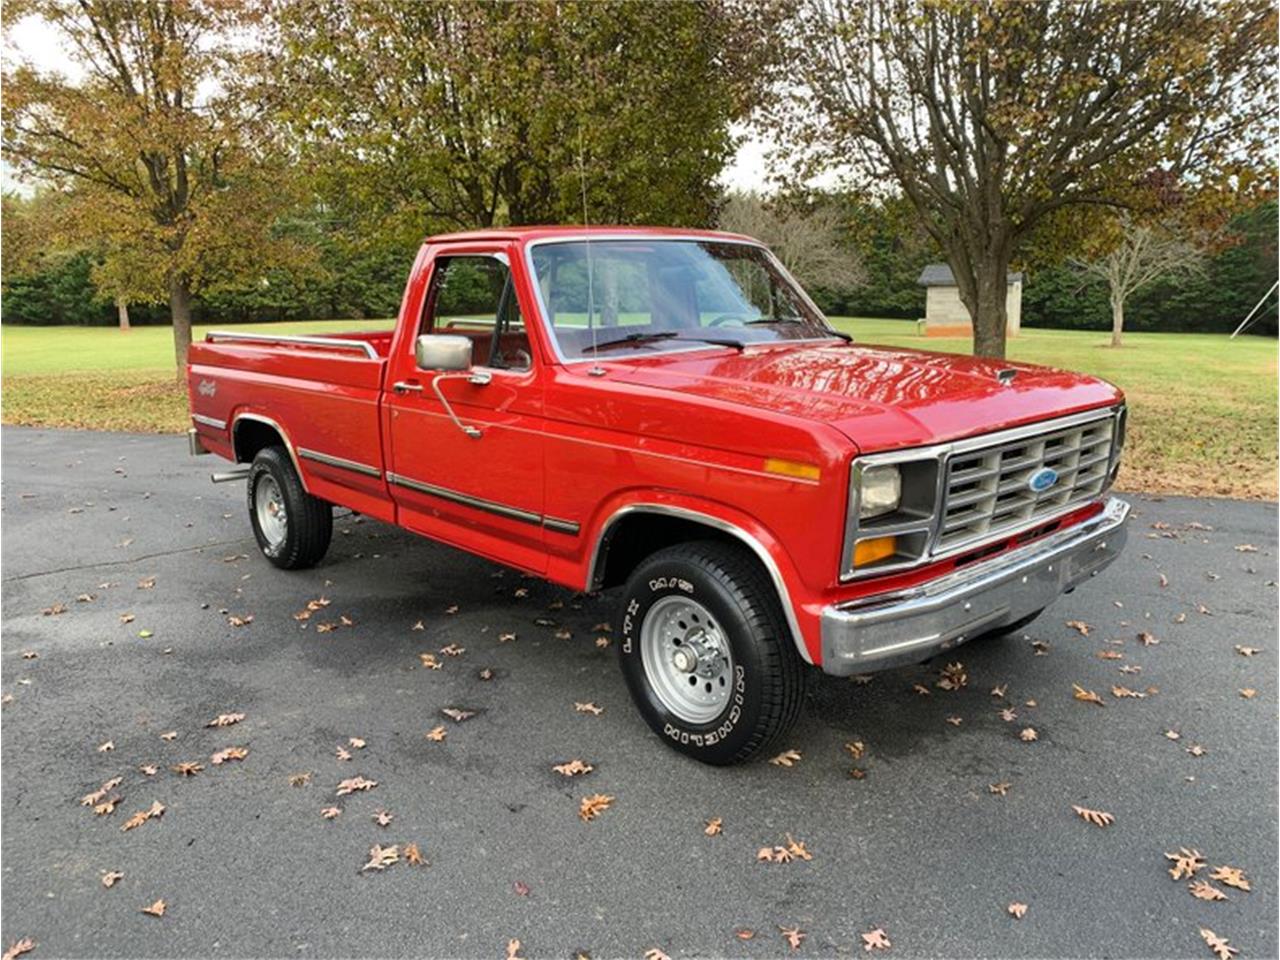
(2, 537), (255, 583)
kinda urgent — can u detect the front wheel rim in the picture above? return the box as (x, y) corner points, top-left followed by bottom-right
(254, 474), (288, 547)
(640, 595), (734, 724)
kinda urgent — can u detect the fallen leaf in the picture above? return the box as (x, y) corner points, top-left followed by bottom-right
(643, 950), (670, 960)
(594, 637), (610, 649)
(578, 793), (614, 821)
(411, 619), (424, 630)
(785, 834), (813, 861)
(97, 740), (114, 753)
(1187, 744), (1207, 757)
(137, 576), (156, 590)
(226, 614), (253, 627)
(848, 766), (867, 780)
(1240, 688), (1257, 699)
(779, 926), (806, 950)
(1019, 727), (1038, 742)
(861, 928), (891, 952)
(140, 765), (158, 776)
(991, 684), (1008, 699)
(424, 725), (447, 742)
(1165, 729), (1182, 741)
(94, 797), (121, 815)
(440, 642), (465, 657)
(1167, 847), (1206, 880)
(1008, 902), (1028, 919)
(289, 772), (311, 787)
(445, 604), (459, 614)
(735, 928), (756, 940)
(348, 737), (365, 749)
(1234, 645), (1260, 657)
(119, 613), (135, 624)
(1071, 805), (1114, 827)
(404, 842), (426, 866)
(1210, 866), (1250, 891)
(1, 939), (34, 960)
(418, 653), (442, 670)
(42, 602), (67, 616)
(513, 880), (530, 896)
(1073, 683), (1105, 706)
(944, 716), (963, 726)
(171, 761), (203, 777)
(206, 712), (245, 728)
(101, 870), (124, 888)
(210, 747), (247, 765)
(1189, 880), (1228, 901)
(704, 817), (723, 836)
(335, 746), (352, 761)
(479, 668), (495, 680)
(1111, 685), (1146, 699)
(321, 806), (341, 819)
(506, 939), (525, 960)
(1234, 544), (1258, 552)
(999, 707), (1018, 722)
(160, 731), (177, 741)
(1200, 928), (1238, 960)
(20, 650), (37, 660)
(361, 844), (399, 872)
(573, 701), (603, 715)
(757, 846), (792, 863)
(769, 749), (802, 767)
(372, 810), (393, 827)
(1098, 650), (1124, 660)
(441, 707), (475, 722)
(1066, 620), (1091, 637)
(336, 776), (377, 796)
(121, 800), (165, 832)
(936, 661), (967, 690)
(552, 759), (594, 777)
(989, 782), (1011, 796)
(499, 632), (517, 643)
(81, 776), (124, 806)
(912, 683), (931, 696)
(844, 740), (865, 760)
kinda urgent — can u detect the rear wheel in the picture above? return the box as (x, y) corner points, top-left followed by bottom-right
(617, 541), (805, 765)
(247, 446), (332, 569)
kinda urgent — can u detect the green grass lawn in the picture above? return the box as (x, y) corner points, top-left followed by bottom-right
(2, 318), (1275, 498)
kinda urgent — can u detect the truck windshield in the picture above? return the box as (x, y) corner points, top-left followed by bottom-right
(528, 239), (842, 361)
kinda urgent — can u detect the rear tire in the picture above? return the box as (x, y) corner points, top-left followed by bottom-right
(617, 541), (805, 765)
(247, 446), (332, 570)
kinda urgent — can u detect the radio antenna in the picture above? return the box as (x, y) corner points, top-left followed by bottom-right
(577, 129), (603, 373)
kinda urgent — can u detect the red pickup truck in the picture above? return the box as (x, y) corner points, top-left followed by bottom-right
(187, 226), (1129, 764)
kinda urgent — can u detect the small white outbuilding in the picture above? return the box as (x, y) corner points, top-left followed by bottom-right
(917, 263), (1023, 338)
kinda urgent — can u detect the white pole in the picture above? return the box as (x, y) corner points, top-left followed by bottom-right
(1230, 279), (1279, 339)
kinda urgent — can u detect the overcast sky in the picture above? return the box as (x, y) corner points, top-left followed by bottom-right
(2, 15), (773, 195)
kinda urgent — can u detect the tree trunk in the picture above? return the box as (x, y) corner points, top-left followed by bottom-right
(1110, 294), (1124, 347)
(169, 274), (193, 378)
(116, 296), (131, 332)
(953, 255), (1009, 359)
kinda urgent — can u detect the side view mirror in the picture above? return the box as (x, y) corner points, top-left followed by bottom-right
(415, 334), (473, 371)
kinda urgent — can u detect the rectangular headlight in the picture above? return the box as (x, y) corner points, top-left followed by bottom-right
(858, 464), (902, 519)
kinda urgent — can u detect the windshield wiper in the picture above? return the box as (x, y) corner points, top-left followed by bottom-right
(744, 318), (852, 343)
(589, 330), (745, 353)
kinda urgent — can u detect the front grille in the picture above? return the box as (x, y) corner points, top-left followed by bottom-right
(937, 416), (1115, 552)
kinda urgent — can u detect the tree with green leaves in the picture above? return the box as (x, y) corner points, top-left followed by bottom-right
(771, 0), (1276, 357)
(274, 0), (772, 256)
(3, 0), (309, 373)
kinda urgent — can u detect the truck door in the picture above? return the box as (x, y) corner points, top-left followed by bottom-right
(383, 248), (548, 575)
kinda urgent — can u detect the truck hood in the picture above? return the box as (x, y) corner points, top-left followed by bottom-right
(598, 341), (1123, 452)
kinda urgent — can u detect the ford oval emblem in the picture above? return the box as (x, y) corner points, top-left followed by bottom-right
(1028, 466), (1059, 493)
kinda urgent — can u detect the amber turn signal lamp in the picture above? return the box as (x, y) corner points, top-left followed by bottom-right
(853, 535), (898, 567)
(762, 458), (821, 481)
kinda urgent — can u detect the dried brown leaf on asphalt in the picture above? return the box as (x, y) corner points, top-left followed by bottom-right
(784, 834), (813, 861)
(845, 740), (865, 760)
(1138, 631), (1160, 646)
(769, 749), (802, 767)
(861, 928), (891, 951)
(425, 726), (447, 742)
(348, 737), (365, 749)
(991, 684), (1008, 698)
(140, 765), (158, 776)
(1167, 848), (1206, 880)
(419, 653), (442, 670)
(335, 746), (352, 761)
(1239, 688), (1257, 699)
(644, 949), (670, 960)
(289, 773), (312, 787)
(499, 632), (517, 643)
(1200, 929), (1238, 960)
(119, 613), (135, 624)
(1097, 650), (1124, 660)
(42, 602), (67, 616)
(989, 782), (1011, 796)
(226, 614), (253, 627)
(81, 776), (124, 806)
(336, 776), (377, 796)
(1008, 902), (1028, 919)
(735, 929), (756, 941)
(573, 701), (603, 715)
(758, 846), (793, 863)
(1019, 727), (1038, 742)
(97, 741), (114, 753)
(171, 762), (203, 777)
(1071, 805), (1114, 827)
(440, 643), (465, 657)
(101, 870), (124, 888)
(704, 817), (723, 836)
(137, 576), (156, 590)
(2, 938), (35, 960)
(506, 939), (525, 960)
(1210, 866), (1251, 891)
(578, 794), (614, 821)
(936, 661), (967, 690)
(999, 707), (1018, 722)
(94, 797), (121, 816)
(1111, 685), (1147, 699)
(361, 844), (399, 872)
(945, 716), (963, 726)
(1066, 620), (1092, 636)
(1073, 684), (1105, 706)
(121, 800), (165, 832)
(779, 926), (806, 950)
(1234, 544), (1259, 552)
(912, 683), (931, 696)
(552, 759), (595, 777)
(1187, 744), (1207, 757)
(160, 731), (177, 741)
(206, 713), (245, 728)
(1234, 646), (1260, 657)
(441, 707), (475, 722)
(320, 807), (341, 820)
(141, 899), (165, 917)
(20, 651), (37, 660)
(373, 810), (393, 827)
(210, 747), (247, 765)
(1189, 880), (1228, 901)
(404, 842), (427, 866)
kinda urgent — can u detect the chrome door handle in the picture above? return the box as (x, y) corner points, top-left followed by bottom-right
(392, 380), (423, 394)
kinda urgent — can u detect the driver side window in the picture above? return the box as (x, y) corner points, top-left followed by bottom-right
(423, 255), (532, 371)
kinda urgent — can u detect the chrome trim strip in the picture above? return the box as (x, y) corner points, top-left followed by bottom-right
(191, 413), (227, 430)
(231, 413), (307, 491)
(521, 235), (849, 367)
(586, 503), (812, 665)
(386, 472), (544, 526)
(841, 405), (1121, 582)
(298, 447), (382, 479)
(205, 331), (379, 360)
(543, 516), (582, 535)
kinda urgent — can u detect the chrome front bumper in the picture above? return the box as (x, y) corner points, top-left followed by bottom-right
(820, 497), (1130, 675)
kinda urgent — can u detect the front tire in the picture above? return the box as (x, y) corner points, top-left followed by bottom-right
(617, 541), (805, 765)
(247, 446), (332, 570)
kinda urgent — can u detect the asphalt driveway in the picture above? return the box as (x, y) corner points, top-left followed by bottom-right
(2, 426), (1276, 958)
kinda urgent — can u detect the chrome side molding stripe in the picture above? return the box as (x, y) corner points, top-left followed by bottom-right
(191, 413), (227, 430)
(298, 447), (382, 478)
(386, 472), (572, 531)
